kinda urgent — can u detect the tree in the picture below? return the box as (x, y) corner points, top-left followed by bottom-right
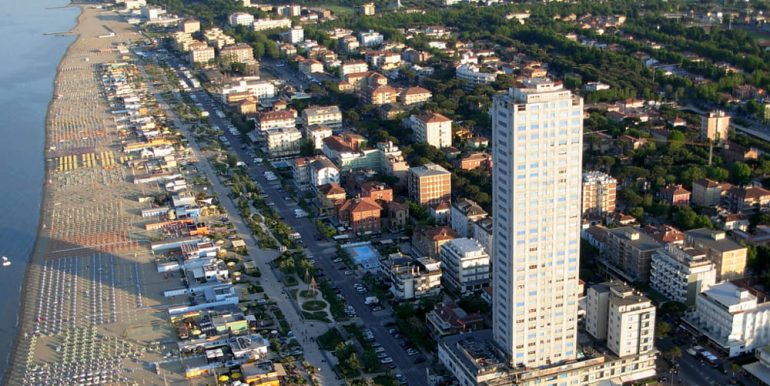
(655, 321), (671, 338)
(300, 139), (315, 157)
(664, 346), (682, 362)
(731, 162), (753, 185)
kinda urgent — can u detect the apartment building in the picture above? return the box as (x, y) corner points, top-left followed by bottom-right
(412, 226), (459, 259)
(228, 12), (254, 26)
(263, 127), (301, 158)
(650, 244), (717, 306)
(256, 109), (297, 131)
(306, 126), (333, 150)
(586, 282), (656, 358)
(685, 228), (747, 281)
(692, 178), (726, 206)
(582, 171), (617, 216)
(252, 18), (292, 31)
(701, 110), (730, 142)
(606, 227), (662, 282)
(399, 86), (432, 105)
(189, 42), (215, 64)
(455, 64), (497, 89)
(411, 112), (452, 149)
(339, 60), (369, 78)
(439, 238), (490, 295)
(302, 105), (342, 128)
(380, 253), (442, 300)
(408, 163), (451, 206)
(219, 43), (254, 64)
(337, 197), (382, 234)
(358, 30), (384, 47)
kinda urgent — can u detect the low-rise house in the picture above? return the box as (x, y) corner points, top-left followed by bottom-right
(412, 226), (459, 259)
(727, 185), (770, 213)
(642, 224), (684, 245)
(337, 197), (382, 234)
(298, 58), (323, 75)
(456, 152), (492, 171)
(360, 181), (393, 203)
(309, 157), (340, 190)
(733, 225), (770, 247)
(426, 302), (484, 339)
(450, 198), (488, 238)
(430, 201), (451, 225)
(386, 201), (409, 231)
(661, 184), (690, 206)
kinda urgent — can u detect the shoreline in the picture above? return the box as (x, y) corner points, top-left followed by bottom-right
(1, 2), (82, 384)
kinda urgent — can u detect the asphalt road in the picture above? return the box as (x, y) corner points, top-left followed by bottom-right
(178, 82), (432, 385)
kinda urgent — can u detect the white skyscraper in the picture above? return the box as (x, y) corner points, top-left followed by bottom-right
(491, 78), (584, 367)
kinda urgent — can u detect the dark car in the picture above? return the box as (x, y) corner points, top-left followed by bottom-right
(413, 356), (427, 364)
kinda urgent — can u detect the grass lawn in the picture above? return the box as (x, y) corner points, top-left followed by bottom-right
(320, 4), (355, 16)
(318, 327), (344, 350)
(303, 311), (331, 323)
(302, 300), (327, 311)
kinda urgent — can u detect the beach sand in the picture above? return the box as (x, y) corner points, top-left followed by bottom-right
(4, 4), (194, 385)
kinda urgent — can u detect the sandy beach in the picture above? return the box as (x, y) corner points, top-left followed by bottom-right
(4, 4), (193, 385)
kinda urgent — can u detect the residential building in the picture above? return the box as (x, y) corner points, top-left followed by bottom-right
(582, 171), (617, 216)
(692, 178), (725, 206)
(457, 152), (492, 171)
(742, 345), (770, 385)
(302, 105), (342, 128)
(440, 238), (491, 295)
(685, 228), (747, 281)
(381, 253), (442, 300)
(228, 12), (254, 26)
(426, 302), (484, 339)
(280, 26), (304, 44)
(240, 362), (285, 385)
(386, 201), (409, 231)
(203, 28), (235, 49)
(487, 78), (586, 366)
(661, 184), (691, 206)
(361, 2), (375, 16)
(358, 30), (384, 47)
(412, 226), (459, 259)
(306, 126), (332, 150)
(688, 282), (770, 357)
(180, 19), (200, 33)
(263, 127), (301, 158)
(455, 64), (497, 89)
(365, 50), (402, 70)
(408, 163), (451, 206)
(279, 4), (301, 17)
(399, 86), (432, 105)
(337, 197), (382, 234)
(360, 182), (393, 203)
(339, 60), (368, 78)
(365, 85), (398, 105)
(292, 157), (313, 192)
(650, 244), (717, 306)
(701, 110), (730, 142)
(189, 42), (215, 64)
(298, 58), (323, 75)
(439, 83), (656, 384)
(219, 43), (254, 64)
(642, 224), (685, 245)
(430, 201), (451, 225)
(252, 18), (292, 31)
(219, 77), (275, 101)
(256, 109), (297, 131)
(309, 157), (340, 189)
(733, 225), (770, 248)
(411, 112), (453, 148)
(450, 198), (488, 238)
(609, 283), (656, 357)
(606, 226), (662, 282)
(722, 142), (760, 164)
(727, 185), (770, 213)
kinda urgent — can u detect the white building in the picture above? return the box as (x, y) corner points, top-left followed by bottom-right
(586, 281), (656, 358)
(229, 12), (255, 26)
(281, 26), (304, 44)
(455, 64), (497, 89)
(410, 112), (452, 149)
(450, 198), (488, 238)
(381, 253), (442, 300)
(650, 244), (717, 306)
(339, 61), (369, 78)
(309, 157), (340, 189)
(358, 30), (384, 47)
(490, 78), (584, 366)
(252, 18), (292, 31)
(306, 126), (333, 150)
(264, 127), (301, 158)
(439, 238), (490, 295)
(220, 77), (276, 101)
(689, 282), (770, 357)
(302, 105), (342, 128)
(471, 217), (493, 255)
